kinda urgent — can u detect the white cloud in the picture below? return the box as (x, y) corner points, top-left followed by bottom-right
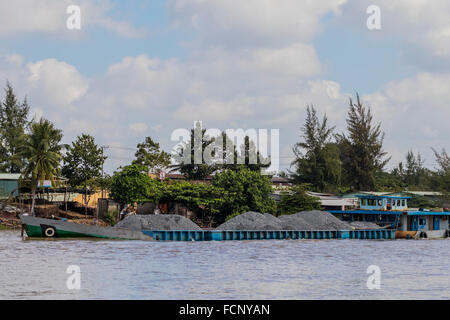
(0, 0), (145, 38)
(129, 122), (148, 134)
(26, 59), (89, 108)
(363, 72), (450, 165)
(168, 0), (347, 47)
(339, 0), (450, 65)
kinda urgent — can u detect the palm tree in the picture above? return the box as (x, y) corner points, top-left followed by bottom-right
(20, 118), (63, 216)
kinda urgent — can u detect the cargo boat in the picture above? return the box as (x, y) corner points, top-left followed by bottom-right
(328, 194), (450, 239)
(19, 214), (395, 241)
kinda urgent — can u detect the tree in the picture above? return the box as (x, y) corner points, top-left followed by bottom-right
(109, 164), (162, 209)
(432, 148), (450, 191)
(394, 150), (429, 189)
(133, 136), (171, 174)
(62, 134), (106, 215)
(20, 118), (63, 216)
(277, 184), (321, 215)
(171, 122), (217, 180)
(0, 81), (31, 173)
(291, 105), (341, 192)
(336, 93), (390, 190)
(234, 135), (271, 173)
(212, 167), (276, 220)
(160, 182), (226, 225)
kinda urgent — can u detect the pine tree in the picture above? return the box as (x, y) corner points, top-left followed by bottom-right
(0, 81), (31, 173)
(291, 105), (341, 192)
(336, 94), (390, 190)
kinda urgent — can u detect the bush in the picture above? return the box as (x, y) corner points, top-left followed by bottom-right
(103, 210), (118, 226)
(277, 184), (321, 215)
(213, 168), (276, 217)
(109, 164), (162, 208)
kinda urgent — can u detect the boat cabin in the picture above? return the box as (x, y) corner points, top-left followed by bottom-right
(358, 195), (409, 211)
(328, 195), (450, 237)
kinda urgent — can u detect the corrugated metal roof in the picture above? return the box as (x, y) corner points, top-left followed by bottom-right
(0, 173), (21, 180)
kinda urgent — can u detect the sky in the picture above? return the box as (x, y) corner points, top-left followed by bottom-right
(1, 0), (450, 174)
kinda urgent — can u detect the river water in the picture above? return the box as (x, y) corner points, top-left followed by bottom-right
(1, 230), (449, 299)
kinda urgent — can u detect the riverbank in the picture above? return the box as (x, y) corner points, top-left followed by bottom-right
(0, 207), (110, 230)
(0, 212), (21, 229)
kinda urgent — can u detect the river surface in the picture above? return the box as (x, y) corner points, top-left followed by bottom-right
(1, 230), (449, 299)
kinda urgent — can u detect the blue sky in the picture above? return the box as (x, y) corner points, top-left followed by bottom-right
(1, 0), (450, 173)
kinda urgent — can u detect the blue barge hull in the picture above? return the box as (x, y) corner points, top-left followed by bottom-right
(142, 229), (396, 241)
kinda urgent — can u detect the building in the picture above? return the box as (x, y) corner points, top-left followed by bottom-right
(307, 192), (358, 211)
(0, 173), (20, 199)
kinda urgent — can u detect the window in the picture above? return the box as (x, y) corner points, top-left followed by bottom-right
(419, 218), (426, 225)
(402, 199), (406, 207)
(378, 199), (383, 206)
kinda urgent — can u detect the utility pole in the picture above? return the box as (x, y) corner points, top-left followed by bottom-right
(100, 145), (109, 199)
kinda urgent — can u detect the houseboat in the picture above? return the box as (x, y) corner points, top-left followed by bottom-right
(328, 194), (450, 239)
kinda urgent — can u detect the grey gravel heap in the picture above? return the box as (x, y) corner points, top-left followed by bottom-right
(216, 211), (283, 230)
(217, 210), (352, 231)
(349, 221), (381, 229)
(279, 211), (352, 230)
(115, 214), (202, 231)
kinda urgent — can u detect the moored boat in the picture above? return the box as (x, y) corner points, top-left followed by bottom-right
(19, 214), (153, 240)
(328, 194), (450, 239)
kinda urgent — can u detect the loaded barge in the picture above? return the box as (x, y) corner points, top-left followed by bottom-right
(19, 214), (395, 241)
(328, 194), (450, 239)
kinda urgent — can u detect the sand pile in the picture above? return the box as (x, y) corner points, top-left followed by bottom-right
(115, 214), (202, 231)
(216, 211), (283, 230)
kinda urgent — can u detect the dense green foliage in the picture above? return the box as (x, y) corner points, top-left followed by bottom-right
(109, 164), (225, 216)
(0, 82), (30, 173)
(109, 164), (162, 208)
(212, 168), (276, 218)
(277, 184), (322, 215)
(161, 182), (225, 214)
(133, 136), (171, 173)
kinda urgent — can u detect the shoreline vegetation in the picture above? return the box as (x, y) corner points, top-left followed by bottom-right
(1, 82), (450, 230)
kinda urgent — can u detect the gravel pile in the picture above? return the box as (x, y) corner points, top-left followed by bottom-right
(217, 210), (352, 231)
(349, 221), (381, 229)
(278, 214), (315, 230)
(216, 211), (283, 230)
(115, 214), (202, 231)
(279, 211), (352, 230)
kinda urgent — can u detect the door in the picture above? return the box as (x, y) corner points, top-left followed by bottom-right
(411, 216), (419, 231)
(433, 216), (440, 230)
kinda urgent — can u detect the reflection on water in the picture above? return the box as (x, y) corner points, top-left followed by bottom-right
(1, 230), (449, 299)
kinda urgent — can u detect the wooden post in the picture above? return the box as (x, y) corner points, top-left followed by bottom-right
(65, 186), (68, 212)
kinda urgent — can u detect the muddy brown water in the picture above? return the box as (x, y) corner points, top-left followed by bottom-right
(1, 230), (449, 299)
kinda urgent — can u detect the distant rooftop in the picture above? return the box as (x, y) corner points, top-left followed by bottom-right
(0, 173), (21, 180)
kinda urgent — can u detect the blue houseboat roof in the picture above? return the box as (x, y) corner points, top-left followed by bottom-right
(328, 210), (450, 216)
(356, 195), (411, 200)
